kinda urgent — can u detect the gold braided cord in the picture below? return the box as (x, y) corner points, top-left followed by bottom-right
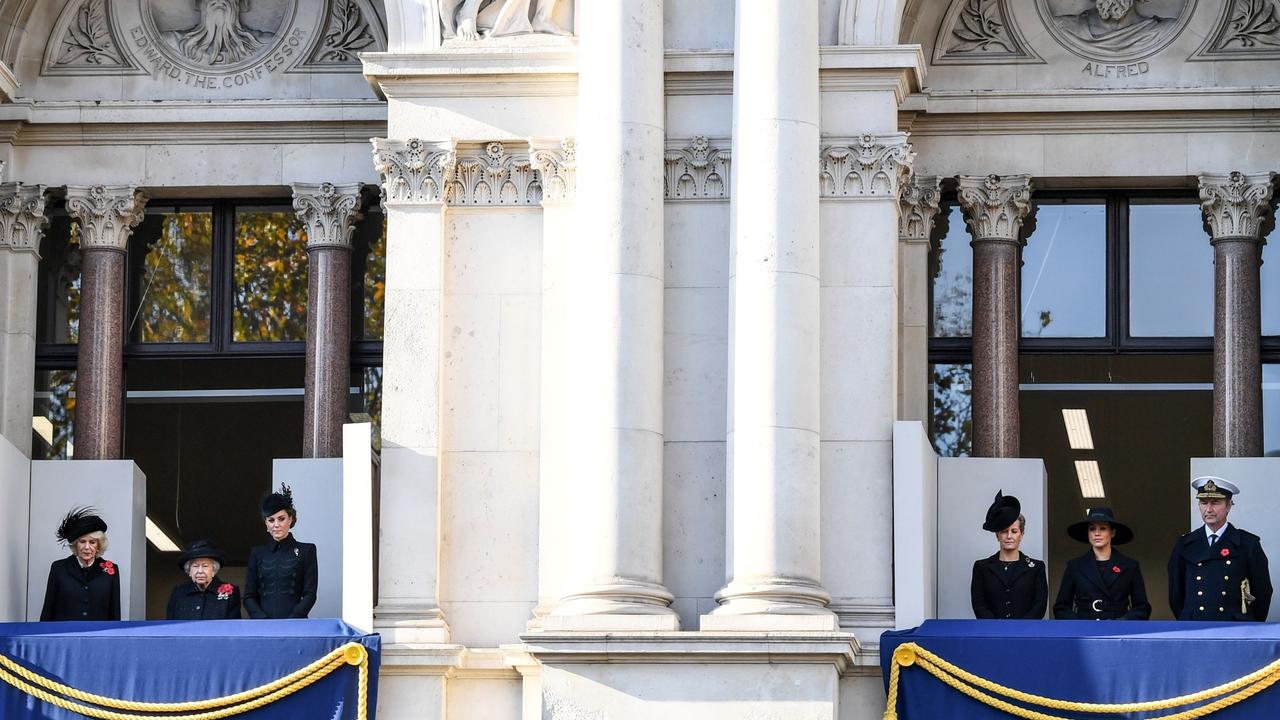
(883, 642), (1280, 720)
(0, 641), (369, 720)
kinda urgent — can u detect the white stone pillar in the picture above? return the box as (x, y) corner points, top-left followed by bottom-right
(370, 138), (454, 643)
(899, 176), (942, 423)
(0, 183), (49, 457)
(545, 0), (678, 629)
(703, 0), (837, 630)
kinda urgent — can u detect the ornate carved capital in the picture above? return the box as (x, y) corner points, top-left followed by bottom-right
(956, 174), (1034, 243)
(0, 183), (50, 256)
(451, 142), (539, 206)
(665, 136), (730, 201)
(530, 138), (577, 204)
(1199, 171), (1276, 241)
(371, 138), (456, 206)
(899, 176), (942, 243)
(65, 185), (147, 252)
(292, 182), (365, 250)
(820, 133), (914, 199)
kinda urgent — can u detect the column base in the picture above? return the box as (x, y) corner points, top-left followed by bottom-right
(701, 578), (839, 631)
(374, 600), (452, 644)
(543, 579), (681, 631)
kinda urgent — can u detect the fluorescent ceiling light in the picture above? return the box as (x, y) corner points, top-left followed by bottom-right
(145, 517), (181, 552)
(31, 417), (54, 447)
(1061, 408), (1095, 450)
(1075, 460), (1106, 499)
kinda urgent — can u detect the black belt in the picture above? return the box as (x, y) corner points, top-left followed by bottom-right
(1087, 599), (1129, 613)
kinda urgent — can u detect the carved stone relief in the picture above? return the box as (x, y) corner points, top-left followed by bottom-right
(44, 0), (138, 74)
(64, 185), (148, 252)
(1192, 0), (1280, 60)
(1035, 0), (1195, 62)
(530, 138), (576, 204)
(292, 182), (365, 249)
(372, 139), (456, 206)
(1199, 171), (1277, 240)
(664, 137), (730, 201)
(372, 138), (578, 207)
(0, 184), (51, 256)
(438, 0), (574, 42)
(956, 174), (1034, 243)
(302, 0), (387, 68)
(933, 0), (1044, 65)
(899, 176), (943, 243)
(819, 134), (915, 199)
(450, 142), (541, 206)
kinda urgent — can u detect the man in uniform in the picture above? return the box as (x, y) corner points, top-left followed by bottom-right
(1167, 476), (1272, 621)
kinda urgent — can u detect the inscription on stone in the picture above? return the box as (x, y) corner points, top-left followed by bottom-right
(1081, 60), (1150, 77)
(129, 25), (305, 88)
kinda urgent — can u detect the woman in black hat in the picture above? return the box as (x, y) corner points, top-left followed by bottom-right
(243, 484), (318, 619)
(1053, 507), (1151, 620)
(40, 507), (121, 621)
(971, 491), (1048, 619)
(166, 539), (242, 620)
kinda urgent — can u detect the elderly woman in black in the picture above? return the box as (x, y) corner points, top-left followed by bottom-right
(40, 507), (121, 621)
(244, 485), (318, 619)
(971, 491), (1048, 619)
(166, 539), (242, 620)
(1053, 506), (1151, 620)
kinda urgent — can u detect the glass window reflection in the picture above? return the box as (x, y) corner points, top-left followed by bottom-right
(931, 206), (971, 338)
(351, 206), (385, 341)
(930, 362), (972, 456)
(1262, 235), (1279, 337)
(33, 369), (75, 459)
(1267, 365), (1280, 458)
(1022, 203), (1106, 337)
(1129, 203), (1213, 337)
(127, 207), (213, 343)
(233, 206), (309, 342)
(36, 213), (81, 344)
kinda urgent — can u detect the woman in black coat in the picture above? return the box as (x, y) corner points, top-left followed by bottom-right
(166, 539), (242, 620)
(1053, 506), (1151, 620)
(40, 508), (121, 621)
(244, 485), (319, 619)
(971, 491), (1048, 619)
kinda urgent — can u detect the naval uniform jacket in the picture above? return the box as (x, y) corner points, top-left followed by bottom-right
(243, 534), (318, 619)
(1167, 523), (1272, 621)
(166, 578), (242, 620)
(971, 552), (1049, 619)
(39, 555), (121, 621)
(1052, 550), (1151, 620)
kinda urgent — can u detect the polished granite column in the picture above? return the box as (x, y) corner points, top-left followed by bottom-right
(0, 183), (49, 456)
(956, 174), (1033, 459)
(1200, 171), (1275, 458)
(292, 182), (364, 458)
(898, 175), (942, 424)
(65, 185), (147, 460)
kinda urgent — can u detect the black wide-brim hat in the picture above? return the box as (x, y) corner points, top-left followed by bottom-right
(1067, 506), (1134, 545)
(56, 507), (107, 544)
(177, 539), (225, 570)
(982, 490), (1021, 532)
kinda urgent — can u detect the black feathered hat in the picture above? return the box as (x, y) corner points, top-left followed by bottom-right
(56, 507), (107, 545)
(1067, 506), (1134, 545)
(982, 491), (1021, 533)
(177, 539), (225, 570)
(261, 483), (297, 524)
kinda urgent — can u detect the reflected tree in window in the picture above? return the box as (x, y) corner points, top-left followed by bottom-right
(931, 363), (972, 457)
(233, 209), (309, 342)
(129, 212), (213, 342)
(33, 370), (76, 460)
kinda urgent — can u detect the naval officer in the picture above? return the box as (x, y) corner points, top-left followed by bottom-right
(1167, 476), (1272, 621)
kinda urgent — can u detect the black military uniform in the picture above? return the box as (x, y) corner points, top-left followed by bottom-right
(971, 491), (1048, 619)
(1053, 507), (1151, 620)
(166, 539), (242, 620)
(39, 508), (121, 621)
(1167, 477), (1272, 622)
(244, 486), (318, 619)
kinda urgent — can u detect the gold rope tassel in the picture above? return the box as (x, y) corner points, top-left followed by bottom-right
(883, 642), (1280, 719)
(0, 641), (369, 720)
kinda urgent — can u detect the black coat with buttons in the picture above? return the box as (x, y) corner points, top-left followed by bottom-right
(1168, 524), (1272, 621)
(39, 555), (121, 621)
(1053, 550), (1151, 620)
(166, 578), (242, 620)
(971, 552), (1048, 619)
(243, 534), (318, 619)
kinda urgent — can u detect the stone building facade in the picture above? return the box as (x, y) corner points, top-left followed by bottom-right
(1, 0), (1280, 718)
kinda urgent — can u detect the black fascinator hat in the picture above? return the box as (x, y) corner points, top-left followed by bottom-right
(261, 483), (297, 525)
(982, 491), (1021, 533)
(56, 507), (107, 545)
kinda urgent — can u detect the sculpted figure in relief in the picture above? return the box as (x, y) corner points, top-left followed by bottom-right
(162, 0), (276, 65)
(439, 0), (569, 41)
(1052, 0), (1177, 52)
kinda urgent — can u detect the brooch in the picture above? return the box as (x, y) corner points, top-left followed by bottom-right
(100, 560), (116, 576)
(1221, 547), (1230, 557)
(1112, 565), (1121, 574)
(294, 548), (300, 557)
(1027, 559), (1035, 568)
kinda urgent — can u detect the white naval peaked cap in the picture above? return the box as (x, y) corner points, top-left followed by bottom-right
(1192, 475), (1241, 498)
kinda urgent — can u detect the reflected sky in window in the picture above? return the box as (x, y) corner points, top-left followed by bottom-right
(1129, 204), (1213, 337)
(1022, 204), (1106, 337)
(1263, 234), (1279, 336)
(1267, 365), (1280, 458)
(931, 206), (971, 337)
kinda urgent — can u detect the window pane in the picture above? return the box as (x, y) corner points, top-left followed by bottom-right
(233, 206), (308, 342)
(351, 366), (383, 452)
(930, 362), (972, 457)
(1129, 203), (1212, 337)
(1021, 203), (1106, 337)
(33, 369), (76, 459)
(36, 213), (81, 344)
(1267, 365), (1280, 458)
(128, 207), (213, 343)
(351, 206), (385, 340)
(1263, 232), (1279, 337)
(931, 206), (971, 337)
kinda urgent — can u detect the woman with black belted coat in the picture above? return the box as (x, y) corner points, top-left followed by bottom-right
(1053, 506), (1151, 620)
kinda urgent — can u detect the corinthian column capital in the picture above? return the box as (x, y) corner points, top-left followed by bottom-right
(530, 137), (577, 204)
(64, 185), (148, 252)
(820, 133), (914, 199)
(898, 175), (942, 244)
(0, 183), (50, 257)
(956, 174), (1034, 243)
(371, 138), (456, 206)
(292, 182), (365, 250)
(1199, 171), (1276, 241)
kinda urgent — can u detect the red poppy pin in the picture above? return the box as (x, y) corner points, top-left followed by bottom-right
(217, 583), (234, 600)
(1112, 565), (1121, 574)
(100, 560), (115, 576)
(1221, 548), (1231, 557)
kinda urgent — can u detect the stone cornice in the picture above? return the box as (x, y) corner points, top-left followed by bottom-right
(64, 185), (147, 252)
(292, 183), (365, 250)
(0, 182), (49, 256)
(820, 133), (914, 199)
(529, 138), (576, 204)
(1199, 171), (1276, 241)
(372, 138), (456, 206)
(899, 175), (942, 243)
(956, 174), (1034, 243)
(452, 142), (540, 206)
(520, 632), (865, 672)
(664, 136), (730, 201)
